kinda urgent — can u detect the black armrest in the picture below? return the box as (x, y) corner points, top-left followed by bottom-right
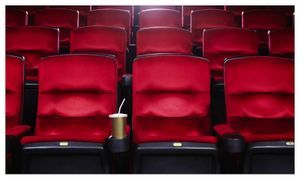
(214, 124), (245, 153)
(220, 134), (245, 153)
(122, 74), (132, 87)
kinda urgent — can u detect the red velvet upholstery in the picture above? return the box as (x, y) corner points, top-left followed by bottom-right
(242, 10), (287, 46)
(137, 27), (192, 55)
(6, 26), (59, 81)
(182, 6), (223, 28)
(6, 55), (31, 137)
(49, 6), (91, 26)
(21, 54), (117, 145)
(133, 54), (216, 144)
(6, 9), (28, 26)
(220, 56), (294, 143)
(203, 28), (258, 81)
(70, 26), (127, 78)
(224, 6), (265, 16)
(91, 6), (134, 27)
(268, 29), (294, 59)
(191, 10), (235, 47)
(88, 9), (131, 44)
(139, 6), (178, 11)
(139, 9), (181, 28)
(35, 8), (79, 48)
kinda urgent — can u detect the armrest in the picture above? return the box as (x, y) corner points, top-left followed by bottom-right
(122, 74), (132, 87)
(214, 124), (245, 153)
(6, 125), (31, 138)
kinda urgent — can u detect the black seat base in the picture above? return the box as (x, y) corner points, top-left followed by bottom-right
(244, 141), (294, 174)
(22, 141), (109, 174)
(134, 142), (219, 174)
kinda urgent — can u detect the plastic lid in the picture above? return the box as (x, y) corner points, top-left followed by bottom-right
(109, 113), (128, 118)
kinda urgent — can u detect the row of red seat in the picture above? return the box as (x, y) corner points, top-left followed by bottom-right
(6, 26), (294, 82)
(7, 6), (294, 45)
(6, 53), (294, 173)
(6, 5), (294, 27)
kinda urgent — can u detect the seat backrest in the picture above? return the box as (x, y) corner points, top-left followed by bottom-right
(268, 29), (294, 58)
(191, 9), (235, 45)
(182, 6), (223, 28)
(139, 9), (181, 28)
(48, 6), (91, 26)
(224, 6), (265, 16)
(35, 54), (117, 137)
(132, 54), (211, 143)
(203, 28), (258, 81)
(91, 6), (134, 27)
(6, 9), (28, 26)
(35, 8), (78, 46)
(87, 9), (131, 44)
(137, 27), (192, 55)
(6, 55), (24, 129)
(6, 26), (59, 80)
(35, 8), (79, 30)
(70, 26), (127, 76)
(139, 6), (179, 11)
(224, 56), (294, 134)
(242, 10), (286, 30)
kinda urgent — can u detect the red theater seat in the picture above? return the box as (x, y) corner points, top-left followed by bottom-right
(182, 6), (223, 28)
(133, 54), (218, 173)
(6, 10), (28, 26)
(215, 56), (294, 173)
(92, 6), (134, 27)
(21, 54), (117, 173)
(203, 28), (258, 82)
(6, 6), (46, 25)
(139, 6), (179, 11)
(136, 27), (192, 55)
(35, 8), (79, 51)
(6, 55), (31, 173)
(191, 9), (235, 48)
(88, 9), (131, 44)
(70, 26), (127, 79)
(49, 6), (91, 26)
(242, 10), (287, 47)
(224, 6), (265, 26)
(6, 26), (59, 82)
(139, 9), (181, 28)
(268, 29), (294, 58)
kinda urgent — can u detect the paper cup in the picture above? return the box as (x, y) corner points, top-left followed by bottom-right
(109, 113), (128, 139)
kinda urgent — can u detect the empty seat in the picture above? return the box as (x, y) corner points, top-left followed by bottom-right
(70, 26), (127, 78)
(6, 55), (31, 173)
(133, 54), (218, 173)
(203, 28), (258, 82)
(92, 6), (134, 27)
(6, 6), (47, 25)
(139, 6), (179, 11)
(21, 54), (117, 173)
(49, 6), (91, 26)
(182, 6), (223, 28)
(215, 56), (294, 173)
(268, 29), (294, 58)
(88, 9), (131, 44)
(6, 26), (59, 81)
(35, 8), (79, 51)
(139, 9), (181, 28)
(224, 6), (265, 26)
(137, 27), (192, 55)
(191, 9), (235, 48)
(242, 10), (287, 47)
(6, 9), (28, 26)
